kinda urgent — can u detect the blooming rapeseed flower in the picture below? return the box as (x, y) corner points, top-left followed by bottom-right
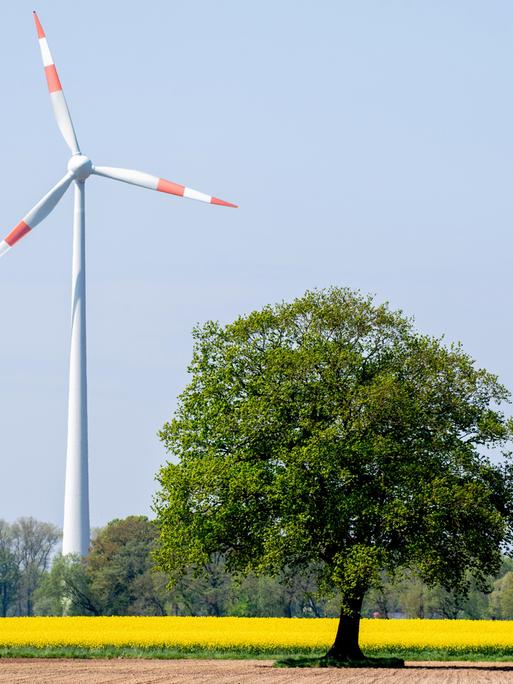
(0, 617), (512, 653)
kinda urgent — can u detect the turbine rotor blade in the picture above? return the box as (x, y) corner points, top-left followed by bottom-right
(33, 12), (80, 155)
(92, 166), (237, 208)
(0, 174), (73, 258)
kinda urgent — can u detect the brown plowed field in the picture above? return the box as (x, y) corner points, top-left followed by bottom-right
(1, 660), (513, 683)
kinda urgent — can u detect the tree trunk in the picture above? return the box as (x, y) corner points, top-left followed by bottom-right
(325, 595), (365, 661)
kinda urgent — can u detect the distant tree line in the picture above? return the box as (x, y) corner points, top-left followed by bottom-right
(0, 518), (60, 616)
(2, 514), (513, 619)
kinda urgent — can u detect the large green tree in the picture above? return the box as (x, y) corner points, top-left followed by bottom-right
(155, 288), (513, 661)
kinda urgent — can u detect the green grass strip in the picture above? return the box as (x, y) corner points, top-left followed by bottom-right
(2, 645), (513, 661)
(0, 646), (309, 660)
(364, 646), (513, 661)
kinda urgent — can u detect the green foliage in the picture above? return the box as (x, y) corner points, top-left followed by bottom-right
(24, 522), (513, 619)
(33, 517), (170, 617)
(0, 517), (60, 617)
(229, 566), (328, 618)
(34, 554), (100, 616)
(488, 571), (513, 619)
(0, 522), (19, 618)
(155, 287), (513, 611)
(362, 570), (490, 619)
(86, 516), (167, 616)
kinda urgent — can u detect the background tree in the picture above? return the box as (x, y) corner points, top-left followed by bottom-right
(488, 570), (513, 619)
(9, 514), (513, 620)
(0, 520), (19, 617)
(168, 553), (232, 616)
(363, 570), (490, 619)
(11, 517), (60, 616)
(34, 555), (100, 616)
(401, 577), (432, 619)
(363, 571), (403, 619)
(155, 287), (513, 661)
(87, 516), (167, 615)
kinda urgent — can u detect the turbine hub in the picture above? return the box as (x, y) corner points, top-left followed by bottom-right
(67, 154), (93, 180)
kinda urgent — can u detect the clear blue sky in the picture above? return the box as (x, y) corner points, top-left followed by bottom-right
(2, 0), (513, 529)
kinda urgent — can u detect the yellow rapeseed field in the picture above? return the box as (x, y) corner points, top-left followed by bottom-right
(1, 617), (513, 653)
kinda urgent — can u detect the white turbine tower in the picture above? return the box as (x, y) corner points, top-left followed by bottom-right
(2, 12), (237, 557)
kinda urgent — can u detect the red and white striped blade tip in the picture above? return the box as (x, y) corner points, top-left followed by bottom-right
(212, 197), (238, 208)
(156, 177), (238, 207)
(33, 11), (45, 38)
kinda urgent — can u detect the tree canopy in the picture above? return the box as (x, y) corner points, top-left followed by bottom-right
(154, 288), (513, 661)
(0, 517), (60, 617)
(34, 516), (169, 617)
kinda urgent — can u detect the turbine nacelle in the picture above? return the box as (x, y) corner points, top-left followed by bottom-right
(67, 155), (93, 181)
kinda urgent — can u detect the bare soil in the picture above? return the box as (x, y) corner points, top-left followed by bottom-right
(1, 659), (513, 684)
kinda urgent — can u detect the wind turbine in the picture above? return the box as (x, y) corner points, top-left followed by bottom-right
(1, 12), (237, 557)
